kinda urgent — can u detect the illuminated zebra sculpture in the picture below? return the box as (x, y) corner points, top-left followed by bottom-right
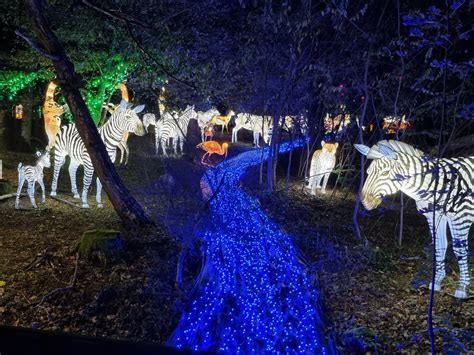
(51, 100), (145, 208)
(355, 140), (473, 298)
(15, 151), (51, 209)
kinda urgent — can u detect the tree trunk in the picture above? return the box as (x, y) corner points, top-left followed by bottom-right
(24, 0), (152, 226)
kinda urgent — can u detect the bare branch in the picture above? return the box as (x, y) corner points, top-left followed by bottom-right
(15, 29), (60, 61)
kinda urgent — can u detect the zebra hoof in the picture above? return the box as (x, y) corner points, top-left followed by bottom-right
(15, 204), (20, 210)
(50, 191), (57, 197)
(97, 203), (103, 208)
(454, 288), (468, 299)
(73, 194), (80, 199)
(321, 190), (326, 194)
(429, 282), (441, 292)
(82, 203), (90, 209)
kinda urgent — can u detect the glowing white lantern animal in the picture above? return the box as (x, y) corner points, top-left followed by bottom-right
(15, 151), (51, 209)
(355, 140), (473, 298)
(307, 141), (338, 194)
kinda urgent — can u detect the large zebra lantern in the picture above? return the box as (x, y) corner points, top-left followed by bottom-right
(355, 140), (473, 299)
(51, 100), (145, 208)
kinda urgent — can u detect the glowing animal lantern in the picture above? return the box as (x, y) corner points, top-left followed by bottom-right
(197, 108), (220, 142)
(355, 140), (473, 298)
(196, 141), (229, 165)
(382, 115), (410, 135)
(323, 112), (350, 134)
(307, 141), (338, 194)
(15, 151), (51, 209)
(203, 123), (215, 141)
(209, 110), (235, 133)
(43, 81), (68, 150)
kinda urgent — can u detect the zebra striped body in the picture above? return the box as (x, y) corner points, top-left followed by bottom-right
(15, 152), (51, 209)
(51, 100), (145, 208)
(307, 141), (338, 194)
(355, 140), (473, 298)
(156, 106), (197, 156)
(232, 113), (272, 147)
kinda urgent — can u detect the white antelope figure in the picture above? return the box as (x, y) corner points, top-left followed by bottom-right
(307, 141), (338, 194)
(355, 140), (473, 298)
(15, 151), (51, 209)
(232, 113), (272, 147)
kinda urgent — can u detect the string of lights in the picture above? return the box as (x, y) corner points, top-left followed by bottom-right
(0, 69), (53, 101)
(83, 55), (131, 123)
(170, 140), (328, 353)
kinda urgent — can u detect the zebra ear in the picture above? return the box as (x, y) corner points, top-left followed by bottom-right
(321, 140), (325, 146)
(119, 99), (128, 111)
(378, 143), (397, 160)
(133, 105), (145, 114)
(354, 144), (370, 157)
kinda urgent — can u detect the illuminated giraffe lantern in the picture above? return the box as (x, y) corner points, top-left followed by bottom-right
(43, 81), (68, 151)
(107, 83), (133, 164)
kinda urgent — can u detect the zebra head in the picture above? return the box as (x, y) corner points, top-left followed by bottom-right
(116, 100), (146, 136)
(37, 151), (51, 168)
(355, 142), (403, 210)
(142, 113), (157, 132)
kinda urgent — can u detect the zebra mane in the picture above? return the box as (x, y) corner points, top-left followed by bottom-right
(374, 140), (424, 157)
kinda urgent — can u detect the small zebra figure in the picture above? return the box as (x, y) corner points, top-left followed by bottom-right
(15, 151), (51, 209)
(307, 141), (338, 194)
(156, 106), (197, 156)
(355, 140), (473, 298)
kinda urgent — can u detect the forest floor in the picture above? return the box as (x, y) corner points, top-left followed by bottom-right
(0, 132), (473, 353)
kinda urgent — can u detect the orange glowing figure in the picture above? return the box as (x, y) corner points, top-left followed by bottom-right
(196, 141), (229, 165)
(203, 123), (215, 141)
(43, 81), (68, 150)
(382, 115), (410, 134)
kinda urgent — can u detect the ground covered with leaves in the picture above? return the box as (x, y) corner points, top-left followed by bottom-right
(0, 137), (473, 353)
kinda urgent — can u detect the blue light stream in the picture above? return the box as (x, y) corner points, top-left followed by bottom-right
(169, 141), (328, 353)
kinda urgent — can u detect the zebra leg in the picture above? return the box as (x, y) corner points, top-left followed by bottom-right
(448, 219), (471, 298)
(68, 160), (80, 199)
(160, 138), (168, 157)
(96, 177), (103, 208)
(179, 137), (184, 155)
(155, 131), (160, 155)
(27, 181), (37, 208)
(15, 174), (25, 209)
(321, 172), (330, 194)
(38, 177), (46, 203)
(81, 167), (94, 208)
(51, 154), (65, 196)
(427, 214), (448, 292)
(124, 143), (129, 165)
(172, 138), (178, 156)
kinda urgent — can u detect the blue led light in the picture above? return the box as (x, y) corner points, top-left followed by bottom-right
(169, 140), (328, 353)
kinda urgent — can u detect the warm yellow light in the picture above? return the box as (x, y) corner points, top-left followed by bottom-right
(15, 104), (23, 120)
